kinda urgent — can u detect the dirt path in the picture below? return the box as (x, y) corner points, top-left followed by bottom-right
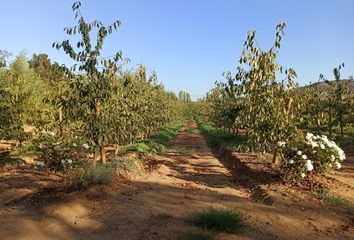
(1, 121), (353, 239)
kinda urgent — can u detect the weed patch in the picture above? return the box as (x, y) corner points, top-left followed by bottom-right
(196, 120), (246, 150)
(189, 207), (246, 234)
(65, 163), (117, 188)
(316, 188), (354, 210)
(117, 121), (183, 155)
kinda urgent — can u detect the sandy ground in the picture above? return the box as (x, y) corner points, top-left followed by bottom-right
(0, 122), (353, 240)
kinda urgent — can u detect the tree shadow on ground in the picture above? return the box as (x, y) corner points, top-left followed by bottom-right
(0, 180), (310, 240)
(0, 151), (26, 169)
(2, 179), (353, 240)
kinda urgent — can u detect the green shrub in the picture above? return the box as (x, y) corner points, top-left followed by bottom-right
(118, 142), (151, 154)
(190, 208), (245, 234)
(10, 140), (37, 156)
(149, 122), (182, 146)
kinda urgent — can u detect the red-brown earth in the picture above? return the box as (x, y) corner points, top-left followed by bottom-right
(0, 122), (353, 239)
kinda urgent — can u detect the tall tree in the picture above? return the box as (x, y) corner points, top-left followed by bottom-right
(53, 1), (124, 164)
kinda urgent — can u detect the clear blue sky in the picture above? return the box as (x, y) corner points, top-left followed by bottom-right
(1, 0), (353, 99)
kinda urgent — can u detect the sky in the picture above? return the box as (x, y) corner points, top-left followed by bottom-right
(1, 0), (353, 99)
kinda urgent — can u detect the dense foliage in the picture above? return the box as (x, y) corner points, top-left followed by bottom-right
(0, 2), (186, 168)
(194, 22), (353, 178)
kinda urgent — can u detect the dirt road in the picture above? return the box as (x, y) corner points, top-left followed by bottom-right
(1, 122), (353, 239)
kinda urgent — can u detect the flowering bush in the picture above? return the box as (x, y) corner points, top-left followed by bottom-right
(34, 132), (88, 173)
(280, 132), (346, 178)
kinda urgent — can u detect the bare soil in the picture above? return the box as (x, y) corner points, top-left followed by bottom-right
(0, 122), (353, 239)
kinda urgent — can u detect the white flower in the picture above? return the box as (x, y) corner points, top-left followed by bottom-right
(330, 155), (335, 162)
(39, 143), (43, 149)
(297, 151), (302, 156)
(302, 154), (307, 160)
(82, 143), (90, 149)
(289, 159), (294, 164)
(322, 138), (329, 145)
(61, 159), (65, 164)
(311, 142), (319, 148)
(320, 144), (325, 149)
(335, 162), (341, 169)
(326, 141), (334, 148)
(339, 154), (346, 161)
(72, 143), (77, 147)
(300, 173), (306, 178)
(35, 161), (45, 167)
(307, 164), (314, 171)
(306, 160), (313, 171)
(292, 147), (298, 151)
(67, 159), (73, 164)
(47, 131), (56, 136)
(277, 141), (286, 147)
(306, 132), (314, 140)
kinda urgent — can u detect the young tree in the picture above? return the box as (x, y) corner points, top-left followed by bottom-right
(227, 22), (299, 165)
(301, 80), (326, 134)
(53, 2), (124, 164)
(321, 63), (351, 138)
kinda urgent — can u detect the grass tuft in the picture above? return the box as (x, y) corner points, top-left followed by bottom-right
(316, 188), (354, 210)
(66, 163), (116, 188)
(189, 207), (246, 234)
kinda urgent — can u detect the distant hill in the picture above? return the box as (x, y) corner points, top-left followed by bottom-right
(299, 79), (354, 94)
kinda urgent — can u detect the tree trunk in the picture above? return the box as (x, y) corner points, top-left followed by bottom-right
(272, 145), (279, 166)
(58, 107), (63, 134)
(94, 101), (102, 165)
(59, 107), (63, 122)
(328, 106), (333, 138)
(100, 145), (106, 164)
(93, 149), (99, 166)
